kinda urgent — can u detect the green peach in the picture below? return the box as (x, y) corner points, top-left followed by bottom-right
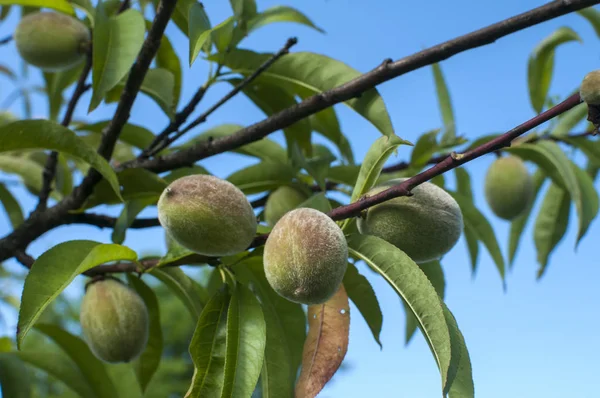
(80, 279), (149, 363)
(157, 174), (257, 257)
(357, 178), (463, 263)
(484, 156), (533, 220)
(264, 185), (310, 226)
(264, 208), (348, 305)
(580, 70), (600, 105)
(14, 12), (90, 72)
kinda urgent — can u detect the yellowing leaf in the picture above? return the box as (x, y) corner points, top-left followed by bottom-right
(295, 285), (349, 398)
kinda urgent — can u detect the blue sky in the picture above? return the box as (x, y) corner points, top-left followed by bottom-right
(2, 0), (600, 397)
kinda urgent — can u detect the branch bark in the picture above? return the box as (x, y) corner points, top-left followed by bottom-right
(121, 0), (600, 174)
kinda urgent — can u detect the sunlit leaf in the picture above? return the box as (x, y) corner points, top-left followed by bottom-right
(432, 63), (455, 144)
(411, 129), (440, 167)
(74, 120), (156, 150)
(577, 7), (600, 38)
(112, 197), (157, 244)
(0, 0), (74, 14)
(343, 262), (382, 347)
(247, 5), (323, 34)
(444, 304), (475, 398)
(551, 103), (588, 137)
(295, 285), (350, 398)
(527, 27), (581, 113)
(0, 120), (122, 199)
(128, 276), (163, 393)
(188, 4), (212, 65)
(17, 241), (137, 348)
(0, 155), (61, 201)
(156, 30), (182, 107)
(227, 161), (297, 194)
(90, 5), (145, 111)
(348, 234), (463, 395)
(212, 49), (395, 138)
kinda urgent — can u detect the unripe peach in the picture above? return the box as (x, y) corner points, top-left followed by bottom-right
(580, 70), (600, 105)
(357, 179), (463, 263)
(264, 208), (348, 305)
(484, 156), (533, 220)
(264, 185), (309, 226)
(80, 278), (149, 363)
(157, 174), (257, 257)
(14, 12), (90, 72)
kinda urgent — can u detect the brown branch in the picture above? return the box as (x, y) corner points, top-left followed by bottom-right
(0, 35), (12, 46)
(65, 213), (160, 229)
(35, 54), (93, 212)
(14, 251), (34, 268)
(119, 0), (600, 174)
(145, 37), (299, 157)
(83, 253), (211, 277)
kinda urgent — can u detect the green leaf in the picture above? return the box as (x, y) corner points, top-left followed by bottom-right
(0, 120), (122, 199)
(43, 63), (84, 121)
(454, 168), (472, 199)
(295, 286), (349, 398)
(527, 27), (581, 113)
(507, 141), (588, 246)
(74, 120), (156, 150)
(349, 134), (411, 205)
(106, 69), (175, 119)
(450, 193), (505, 282)
(534, 183), (571, 277)
(188, 4), (212, 65)
(247, 5), (324, 34)
(150, 267), (207, 319)
(186, 287), (230, 396)
(405, 260), (446, 345)
(577, 7), (600, 38)
(432, 64), (456, 144)
(163, 165), (211, 183)
(0, 155), (62, 201)
(0, 354), (32, 398)
(297, 192), (332, 213)
(444, 304), (475, 398)
(326, 165), (361, 186)
(0, 183), (23, 228)
(165, 0), (211, 38)
(508, 169), (546, 266)
(226, 161), (297, 194)
(106, 363), (143, 398)
(17, 240), (137, 348)
(34, 324), (118, 398)
(221, 282), (266, 398)
(90, 5), (145, 111)
(309, 107), (354, 164)
(230, 0), (257, 21)
(550, 103), (588, 137)
(463, 223), (479, 274)
(227, 78), (312, 155)
(212, 49), (395, 138)
(178, 124), (287, 164)
(233, 259), (306, 398)
(156, 31), (182, 107)
(0, 0), (74, 14)
(127, 276), (163, 393)
(570, 162), (599, 245)
(562, 136), (600, 166)
(411, 129), (440, 167)
(348, 234), (462, 395)
(112, 197), (156, 244)
(343, 262), (382, 347)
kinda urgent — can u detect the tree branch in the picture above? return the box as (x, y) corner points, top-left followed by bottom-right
(35, 53), (93, 212)
(65, 213), (160, 229)
(120, 0), (600, 174)
(0, 35), (12, 46)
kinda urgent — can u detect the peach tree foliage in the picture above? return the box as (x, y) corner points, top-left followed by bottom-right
(0, 0), (599, 397)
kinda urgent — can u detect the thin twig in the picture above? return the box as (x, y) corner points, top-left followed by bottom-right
(146, 37), (299, 157)
(117, 0), (131, 13)
(14, 251), (34, 268)
(0, 35), (12, 46)
(35, 53), (93, 212)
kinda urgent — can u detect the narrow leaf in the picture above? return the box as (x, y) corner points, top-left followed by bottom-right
(17, 240), (137, 348)
(0, 183), (23, 228)
(463, 223), (479, 274)
(509, 170), (546, 266)
(188, 4), (212, 65)
(185, 287), (230, 397)
(150, 267), (207, 319)
(550, 103), (588, 137)
(0, 120), (122, 199)
(247, 5), (324, 34)
(221, 283), (266, 398)
(571, 162), (599, 244)
(348, 234), (461, 395)
(212, 49), (395, 138)
(74, 121), (156, 150)
(295, 285), (350, 398)
(534, 183), (571, 277)
(0, 354), (32, 398)
(156, 30), (182, 106)
(432, 63), (456, 144)
(411, 129), (440, 167)
(577, 7), (600, 38)
(90, 5), (145, 111)
(444, 304), (475, 398)
(0, 0), (74, 14)
(343, 262), (382, 347)
(227, 161), (297, 194)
